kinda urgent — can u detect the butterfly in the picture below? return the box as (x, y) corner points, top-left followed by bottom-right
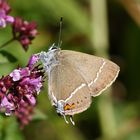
(38, 44), (120, 125)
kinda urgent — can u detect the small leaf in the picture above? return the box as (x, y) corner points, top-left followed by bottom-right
(0, 51), (17, 64)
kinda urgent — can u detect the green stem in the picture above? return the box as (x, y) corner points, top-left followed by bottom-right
(0, 38), (15, 50)
(90, 0), (118, 139)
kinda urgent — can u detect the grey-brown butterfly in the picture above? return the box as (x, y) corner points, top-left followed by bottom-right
(38, 44), (120, 125)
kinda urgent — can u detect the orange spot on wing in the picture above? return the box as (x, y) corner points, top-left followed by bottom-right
(64, 103), (75, 111)
(71, 103), (75, 109)
(64, 104), (71, 110)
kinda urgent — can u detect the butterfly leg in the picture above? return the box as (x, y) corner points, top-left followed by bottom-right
(70, 116), (75, 125)
(62, 114), (69, 124)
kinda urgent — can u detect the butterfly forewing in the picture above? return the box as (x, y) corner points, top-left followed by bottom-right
(58, 50), (120, 97)
(89, 59), (119, 96)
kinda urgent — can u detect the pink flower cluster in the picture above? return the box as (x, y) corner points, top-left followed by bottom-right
(0, 0), (38, 51)
(0, 0), (14, 27)
(12, 17), (38, 51)
(0, 54), (45, 128)
(0, 0), (42, 128)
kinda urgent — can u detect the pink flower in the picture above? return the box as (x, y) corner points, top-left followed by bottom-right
(0, 0), (11, 13)
(28, 54), (39, 68)
(10, 68), (30, 81)
(0, 96), (14, 115)
(10, 69), (20, 81)
(12, 17), (38, 51)
(0, 55), (45, 128)
(25, 94), (36, 105)
(0, 0), (14, 28)
(20, 67), (30, 77)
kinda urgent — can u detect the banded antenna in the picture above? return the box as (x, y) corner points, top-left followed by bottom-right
(57, 17), (63, 47)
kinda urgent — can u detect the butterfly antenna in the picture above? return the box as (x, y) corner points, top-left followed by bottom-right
(57, 17), (63, 47)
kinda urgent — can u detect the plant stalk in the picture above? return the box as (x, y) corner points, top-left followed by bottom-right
(90, 0), (118, 139)
(0, 38), (15, 50)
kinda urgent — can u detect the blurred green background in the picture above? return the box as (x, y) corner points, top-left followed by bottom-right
(0, 0), (140, 140)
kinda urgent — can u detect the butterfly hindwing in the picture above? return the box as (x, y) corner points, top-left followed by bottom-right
(48, 56), (92, 115)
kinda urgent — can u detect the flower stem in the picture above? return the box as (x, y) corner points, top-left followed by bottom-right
(90, 0), (118, 139)
(0, 38), (15, 50)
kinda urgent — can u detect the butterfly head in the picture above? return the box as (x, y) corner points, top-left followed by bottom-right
(38, 44), (60, 72)
(55, 100), (65, 116)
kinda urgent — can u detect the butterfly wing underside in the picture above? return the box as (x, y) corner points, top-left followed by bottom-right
(48, 50), (119, 116)
(59, 50), (120, 97)
(48, 57), (92, 115)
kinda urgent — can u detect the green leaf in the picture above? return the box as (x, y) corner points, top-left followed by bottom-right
(0, 51), (17, 64)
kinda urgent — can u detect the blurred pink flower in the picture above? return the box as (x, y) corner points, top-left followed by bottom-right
(0, 54), (44, 128)
(12, 17), (38, 51)
(0, 96), (14, 115)
(0, 0), (14, 28)
(28, 54), (39, 68)
(9, 69), (20, 81)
